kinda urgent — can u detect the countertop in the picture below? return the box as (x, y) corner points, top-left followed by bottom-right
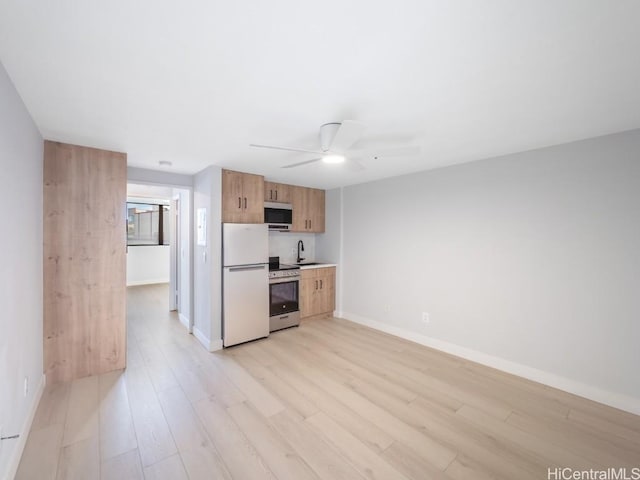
(295, 263), (337, 270)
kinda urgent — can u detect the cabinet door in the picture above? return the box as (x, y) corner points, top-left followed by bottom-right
(241, 172), (265, 223)
(265, 181), (277, 202)
(308, 188), (325, 233)
(316, 267), (335, 315)
(265, 182), (291, 203)
(291, 185), (308, 232)
(299, 269), (317, 318)
(274, 182), (290, 203)
(222, 170), (244, 223)
(321, 267), (336, 313)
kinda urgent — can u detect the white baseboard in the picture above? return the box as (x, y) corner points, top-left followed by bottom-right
(193, 326), (210, 350)
(192, 326), (223, 352)
(209, 339), (223, 352)
(340, 311), (640, 416)
(126, 279), (170, 287)
(5, 373), (46, 480)
(178, 313), (191, 332)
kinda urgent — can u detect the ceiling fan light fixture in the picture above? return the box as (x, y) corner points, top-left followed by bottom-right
(322, 154), (345, 164)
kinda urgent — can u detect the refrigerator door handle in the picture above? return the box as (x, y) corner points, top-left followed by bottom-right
(228, 265), (266, 272)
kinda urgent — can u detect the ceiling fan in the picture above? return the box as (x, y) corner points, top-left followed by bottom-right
(249, 120), (419, 170)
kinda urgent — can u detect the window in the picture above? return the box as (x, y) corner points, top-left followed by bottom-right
(127, 202), (170, 246)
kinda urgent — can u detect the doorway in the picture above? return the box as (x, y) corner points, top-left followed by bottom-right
(126, 183), (193, 332)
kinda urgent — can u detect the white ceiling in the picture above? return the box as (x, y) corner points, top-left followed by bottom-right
(1, 1), (640, 189)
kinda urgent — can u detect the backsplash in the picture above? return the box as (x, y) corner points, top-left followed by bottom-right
(269, 232), (316, 264)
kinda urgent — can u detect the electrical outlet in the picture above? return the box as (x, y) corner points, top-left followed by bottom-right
(24, 376), (28, 397)
(422, 312), (430, 324)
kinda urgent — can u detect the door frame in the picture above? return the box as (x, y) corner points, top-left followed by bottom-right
(169, 195), (178, 311)
(126, 180), (194, 335)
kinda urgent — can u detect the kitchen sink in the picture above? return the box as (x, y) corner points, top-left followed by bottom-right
(296, 262), (322, 266)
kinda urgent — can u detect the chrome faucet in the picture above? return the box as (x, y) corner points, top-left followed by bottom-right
(297, 240), (305, 263)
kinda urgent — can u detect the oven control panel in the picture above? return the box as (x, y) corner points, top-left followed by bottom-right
(269, 270), (300, 279)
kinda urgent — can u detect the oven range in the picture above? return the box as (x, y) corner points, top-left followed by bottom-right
(268, 257), (300, 332)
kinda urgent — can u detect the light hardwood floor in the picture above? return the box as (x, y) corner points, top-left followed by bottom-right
(16, 284), (640, 479)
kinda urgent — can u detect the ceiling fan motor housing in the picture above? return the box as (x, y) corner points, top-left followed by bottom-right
(320, 122), (341, 152)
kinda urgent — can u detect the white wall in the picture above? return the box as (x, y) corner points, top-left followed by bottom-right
(127, 166), (193, 188)
(316, 188), (343, 311)
(193, 166), (222, 350)
(174, 188), (192, 326)
(127, 184), (174, 199)
(269, 232), (317, 264)
(126, 246), (170, 286)
(337, 130), (640, 413)
(125, 192), (171, 286)
(0, 62), (44, 479)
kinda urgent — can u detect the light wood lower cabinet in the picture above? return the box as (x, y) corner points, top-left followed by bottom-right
(44, 141), (127, 384)
(300, 267), (336, 319)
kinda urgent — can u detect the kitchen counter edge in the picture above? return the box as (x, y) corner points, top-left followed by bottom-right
(298, 263), (337, 270)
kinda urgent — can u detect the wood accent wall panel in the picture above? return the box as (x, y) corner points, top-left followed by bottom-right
(44, 141), (127, 384)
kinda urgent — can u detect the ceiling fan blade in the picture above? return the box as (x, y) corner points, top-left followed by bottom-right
(281, 158), (322, 169)
(249, 143), (324, 155)
(329, 120), (366, 153)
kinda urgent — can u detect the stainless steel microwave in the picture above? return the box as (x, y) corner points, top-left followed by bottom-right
(264, 202), (292, 231)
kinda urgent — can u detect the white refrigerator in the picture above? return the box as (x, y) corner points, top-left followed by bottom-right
(222, 223), (269, 347)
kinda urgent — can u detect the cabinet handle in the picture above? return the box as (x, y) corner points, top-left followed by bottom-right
(244, 197), (247, 209)
(275, 189), (278, 201)
(320, 279), (323, 289)
(305, 220), (307, 229)
(238, 197), (241, 209)
(269, 189), (272, 200)
(315, 280), (318, 290)
(309, 220), (312, 230)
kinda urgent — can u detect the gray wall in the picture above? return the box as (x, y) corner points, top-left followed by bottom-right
(193, 166), (223, 349)
(0, 62), (44, 478)
(339, 130), (640, 407)
(174, 188), (193, 326)
(316, 188), (343, 311)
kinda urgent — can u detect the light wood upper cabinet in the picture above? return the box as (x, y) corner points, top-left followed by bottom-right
(300, 267), (336, 318)
(222, 169), (264, 223)
(309, 188), (325, 233)
(44, 141), (127, 384)
(222, 169), (244, 222)
(291, 185), (308, 232)
(264, 181), (291, 204)
(241, 172), (265, 223)
(291, 186), (325, 233)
